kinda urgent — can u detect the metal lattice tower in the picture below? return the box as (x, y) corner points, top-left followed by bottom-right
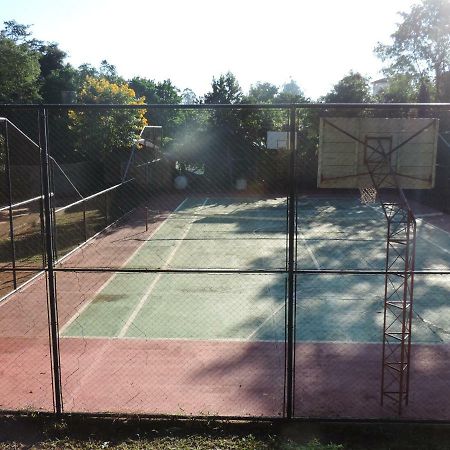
(364, 137), (416, 415)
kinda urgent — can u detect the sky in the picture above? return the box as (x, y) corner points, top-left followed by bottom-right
(1, 0), (414, 100)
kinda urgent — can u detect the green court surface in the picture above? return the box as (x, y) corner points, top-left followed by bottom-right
(61, 196), (450, 344)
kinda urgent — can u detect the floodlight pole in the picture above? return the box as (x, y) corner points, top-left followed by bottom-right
(39, 107), (63, 415)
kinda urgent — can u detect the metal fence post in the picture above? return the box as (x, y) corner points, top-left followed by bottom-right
(105, 191), (109, 225)
(2, 120), (17, 289)
(39, 107), (63, 415)
(83, 203), (88, 242)
(286, 105), (297, 419)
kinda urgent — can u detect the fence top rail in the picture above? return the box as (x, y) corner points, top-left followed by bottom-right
(55, 178), (134, 213)
(2, 103), (450, 110)
(0, 193), (53, 213)
(0, 117), (41, 150)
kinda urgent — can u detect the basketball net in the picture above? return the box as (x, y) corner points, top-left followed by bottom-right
(359, 184), (377, 204)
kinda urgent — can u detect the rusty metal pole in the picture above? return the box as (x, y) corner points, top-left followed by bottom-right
(39, 107), (63, 415)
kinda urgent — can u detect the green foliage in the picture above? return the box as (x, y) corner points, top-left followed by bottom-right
(375, 0), (450, 100)
(323, 71), (372, 103)
(276, 79), (307, 103)
(37, 43), (79, 103)
(375, 74), (419, 103)
(129, 77), (181, 104)
(241, 82), (284, 149)
(129, 77), (183, 141)
(0, 19), (41, 49)
(38, 43), (67, 78)
(0, 36), (41, 102)
(282, 439), (344, 450)
(41, 65), (78, 103)
(204, 72), (243, 128)
(77, 63), (99, 81)
(181, 88), (199, 104)
(99, 60), (122, 82)
(247, 82), (279, 103)
(68, 77), (147, 162)
(204, 72), (243, 104)
(440, 71), (450, 102)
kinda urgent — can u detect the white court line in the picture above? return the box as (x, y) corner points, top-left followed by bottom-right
(246, 303), (285, 341)
(59, 197), (189, 335)
(298, 232), (322, 270)
(58, 334), (449, 346)
(367, 203), (450, 256)
(117, 198), (209, 338)
(61, 334), (286, 343)
(416, 212), (444, 218)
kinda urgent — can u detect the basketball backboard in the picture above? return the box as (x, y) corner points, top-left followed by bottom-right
(267, 131), (289, 150)
(136, 126), (162, 149)
(317, 117), (439, 189)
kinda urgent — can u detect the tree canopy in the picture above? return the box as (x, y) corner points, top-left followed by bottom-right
(204, 72), (243, 105)
(0, 36), (41, 103)
(375, 0), (450, 100)
(68, 76), (147, 161)
(323, 71), (373, 103)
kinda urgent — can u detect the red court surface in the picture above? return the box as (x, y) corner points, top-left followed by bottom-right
(0, 196), (450, 419)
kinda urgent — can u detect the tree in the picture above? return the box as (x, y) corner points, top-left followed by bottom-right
(36, 43), (79, 103)
(204, 72), (243, 104)
(247, 82), (278, 103)
(0, 20), (41, 48)
(276, 79), (307, 103)
(0, 21), (77, 103)
(129, 77), (181, 104)
(68, 76), (147, 164)
(323, 71), (372, 103)
(241, 82), (284, 147)
(77, 63), (99, 80)
(38, 43), (66, 78)
(128, 77), (182, 140)
(375, 0), (450, 100)
(181, 88), (199, 105)
(99, 60), (121, 82)
(41, 65), (78, 103)
(440, 71), (450, 102)
(203, 72), (243, 128)
(375, 74), (420, 103)
(0, 36), (41, 102)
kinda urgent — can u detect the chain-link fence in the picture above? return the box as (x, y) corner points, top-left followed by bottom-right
(0, 103), (449, 419)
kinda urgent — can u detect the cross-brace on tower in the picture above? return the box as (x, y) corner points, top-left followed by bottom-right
(322, 118), (438, 414)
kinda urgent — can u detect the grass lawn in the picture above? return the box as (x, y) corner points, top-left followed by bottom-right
(0, 416), (450, 450)
(0, 205), (105, 297)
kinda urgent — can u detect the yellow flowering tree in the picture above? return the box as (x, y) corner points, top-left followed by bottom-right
(69, 76), (147, 162)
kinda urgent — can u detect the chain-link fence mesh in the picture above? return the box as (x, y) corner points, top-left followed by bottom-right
(0, 104), (449, 419)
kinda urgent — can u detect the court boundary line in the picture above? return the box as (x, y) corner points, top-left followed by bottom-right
(117, 197), (209, 338)
(58, 335), (449, 346)
(416, 212), (444, 218)
(368, 203), (450, 256)
(246, 303), (286, 340)
(59, 197), (189, 335)
(298, 231), (322, 270)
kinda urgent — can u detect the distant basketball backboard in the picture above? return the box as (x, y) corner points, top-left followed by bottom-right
(267, 131), (289, 150)
(317, 117), (439, 189)
(136, 126), (162, 149)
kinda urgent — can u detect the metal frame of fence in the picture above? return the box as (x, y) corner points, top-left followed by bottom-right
(0, 103), (450, 420)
